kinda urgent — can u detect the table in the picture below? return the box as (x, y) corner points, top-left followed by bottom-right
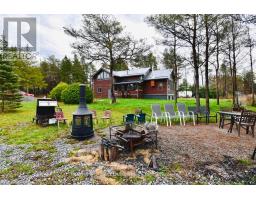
(122, 131), (142, 156)
(217, 111), (241, 132)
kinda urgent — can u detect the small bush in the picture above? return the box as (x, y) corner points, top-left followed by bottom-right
(49, 82), (68, 101)
(61, 83), (93, 104)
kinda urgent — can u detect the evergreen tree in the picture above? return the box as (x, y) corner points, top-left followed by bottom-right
(0, 59), (22, 112)
(60, 56), (72, 83)
(114, 58), (128, 71)
(40, 55), (60, 92)
(72, 54), (85, 83)
(133, 52), (157, 69)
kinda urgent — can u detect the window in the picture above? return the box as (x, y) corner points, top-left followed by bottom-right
(127, 83), (136, 90)
(97, 88), (102, 93)
(150, 80), (155, 87)
(158, 81), (164, 89)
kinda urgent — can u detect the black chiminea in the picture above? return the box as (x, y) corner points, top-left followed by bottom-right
(71, 84), (94, 140)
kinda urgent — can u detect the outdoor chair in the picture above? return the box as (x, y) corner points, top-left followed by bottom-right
(101, 110), (112, 124)
(123, 114), (136, 124)
(91, 110), (98, 124)
(187, 106), (201, 124)
(151, 104), (168, 126)
(137, 113), (146, 124)
(231, 110), (256, 137)
(135, 108), (142, 115)
(177, 103), (195, 126)
(196, 106), (217, 124)
(164, 104), (182, 126)
(55, 108), (68, 128)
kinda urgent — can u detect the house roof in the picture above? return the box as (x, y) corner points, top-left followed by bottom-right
(144, 69), (173, 80)
(113, 67), (150, 77)
(92, 67), (172, 80)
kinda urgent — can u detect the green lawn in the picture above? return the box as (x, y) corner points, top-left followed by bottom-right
(0, 97), (255, 150)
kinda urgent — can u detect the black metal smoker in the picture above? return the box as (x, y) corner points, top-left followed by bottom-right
(71, 84), (94, 140)
(33, 98), (58, 126)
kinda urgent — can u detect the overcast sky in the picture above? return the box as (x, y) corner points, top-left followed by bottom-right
(1, 14), (255, 84)
(0, 14), (162, 59)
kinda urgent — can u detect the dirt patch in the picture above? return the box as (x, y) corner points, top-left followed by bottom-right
(95, 167), (119, 185)
(158, 124), (256, 164)
(107, 162), (136, 177)
(65, 150), (99, 164)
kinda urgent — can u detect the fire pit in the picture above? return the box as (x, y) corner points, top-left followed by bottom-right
(71, 84), (94, 140)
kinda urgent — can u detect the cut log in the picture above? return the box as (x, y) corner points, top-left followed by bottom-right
(148, 155), (159, 171)
(252, 147), (256, 160)
(100, 144), (105, 160)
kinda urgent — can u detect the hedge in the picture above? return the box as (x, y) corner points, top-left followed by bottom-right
(49, 82), (68, 101)
(61, 83), (93, 104)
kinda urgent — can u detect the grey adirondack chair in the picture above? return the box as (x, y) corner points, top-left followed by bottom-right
(177, 103), (195, 126)
(164, 104), (182, 126)
(151, 104), (168, 126)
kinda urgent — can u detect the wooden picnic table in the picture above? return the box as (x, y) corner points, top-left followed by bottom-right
(217, 111), (241, 132)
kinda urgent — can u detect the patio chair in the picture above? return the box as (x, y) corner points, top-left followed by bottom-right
(101, 110), (112, 124)
(55, 108), (68, 128)
(177, 103), (195, 126)
(187, 106), (201, 124)
(197, 106), (217, 124)
(137, 113), (146, 124)
(135, 108), (142, 115)
(164, 104), (182, 126)
(232, 110), (256, 137)
(151, 104), (168, 126)
(123, 114), (136, 124)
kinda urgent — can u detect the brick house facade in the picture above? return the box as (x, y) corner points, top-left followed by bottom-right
(92, 67), (174, 100)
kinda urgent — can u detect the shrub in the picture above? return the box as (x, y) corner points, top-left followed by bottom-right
(49, 82), (68, 101)
(61, 83), (93, 104)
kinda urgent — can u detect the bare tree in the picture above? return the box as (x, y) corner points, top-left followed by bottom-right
(64, 14), (149, 103)
(146, 14), (203, 110)
(245, 27), (255, 105)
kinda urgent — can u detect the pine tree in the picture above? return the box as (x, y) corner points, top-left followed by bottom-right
(72, 54), (85, 83)
(0, 59), (22, 112)
(60, 56), (72, 83)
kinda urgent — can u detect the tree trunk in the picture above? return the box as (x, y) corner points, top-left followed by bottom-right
(109, 50), (116, 104)
(250, 47), (255, 106)
(224, 67), (227, 97)
(192, 14), (200, 111)
(204, 15), (210, 112)
(216, 69), (220, 104)
(215, 21), (220, 105)
(227, 38), (233, 100)
(231, 17), (237, 106)
(173, 30), (178, 104)
(1, 93), (4, 112)
(248, 28), (255, 106)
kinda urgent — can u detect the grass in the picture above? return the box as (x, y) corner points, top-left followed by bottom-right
(144, 173), (156, 184)
(0, 163), (35, 180)
(0, 97), (255, 152)
(238, 159), (254, 166)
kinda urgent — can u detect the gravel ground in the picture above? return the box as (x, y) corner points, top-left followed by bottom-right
(0, 124), (256, 185)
